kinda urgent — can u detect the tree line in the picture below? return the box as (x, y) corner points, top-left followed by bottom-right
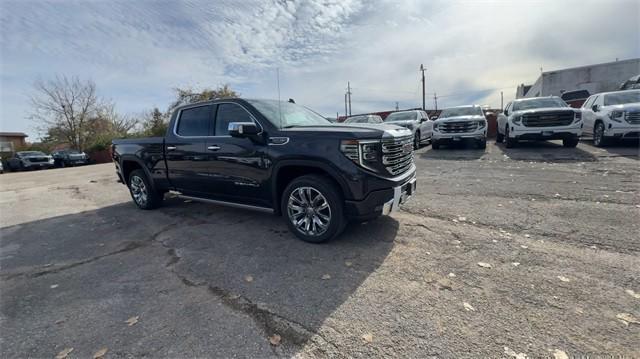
(27, 76), (238, 153)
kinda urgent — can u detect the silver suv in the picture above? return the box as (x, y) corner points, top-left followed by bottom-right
(383, 110), (433, 149)
(432, 105), (487, 149)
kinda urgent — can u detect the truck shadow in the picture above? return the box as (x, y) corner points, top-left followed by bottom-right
(495, 140), (598, 162)
(0, 197), (398, 354)
(579, 139), (640, 160)
(418, 144), (485, 161)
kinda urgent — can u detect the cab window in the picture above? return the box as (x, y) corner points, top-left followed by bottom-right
(215, 103), (255, 136)
(176, 105), (211, 136)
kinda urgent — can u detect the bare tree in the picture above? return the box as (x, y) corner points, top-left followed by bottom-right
(99, 101), (138, 135)
(168, 84), (239, 114)
(30, 76), (100, 151)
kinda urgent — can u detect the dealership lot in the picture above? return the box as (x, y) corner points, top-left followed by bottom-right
(1, 141), (639, 357)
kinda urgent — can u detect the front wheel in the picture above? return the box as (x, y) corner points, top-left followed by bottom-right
(281, 175), (346, 243)
(593, 122), (608, 147)
(128, 169), (163, 210)
(563, 137), (579, 148)
(505, 126), (517, 148)
(414, 132), (421, 150)
(496, 131), (504, 143)
(432, 140), (440, 150)
(477, 138), (487, 149)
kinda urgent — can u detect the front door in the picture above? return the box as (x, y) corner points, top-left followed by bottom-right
(205, 102), (272, 208)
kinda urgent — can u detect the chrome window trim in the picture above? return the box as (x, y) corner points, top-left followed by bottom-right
(173, 101), (264, 139)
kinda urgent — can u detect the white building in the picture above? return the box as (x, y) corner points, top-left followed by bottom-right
(516, 58), (640, 98)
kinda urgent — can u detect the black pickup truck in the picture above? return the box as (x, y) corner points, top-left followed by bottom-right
(112, 98), (417, 242)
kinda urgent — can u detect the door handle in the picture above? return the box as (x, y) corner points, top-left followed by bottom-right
(166, 146), (177, 151)
(207, 145), (221, 151)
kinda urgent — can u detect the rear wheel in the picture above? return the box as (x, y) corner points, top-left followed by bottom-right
(281, 175), (345, 243)
(496, 131), (504, 143)
(563, 137), (579, 148)
(593, 122), (608, 147)
(505, 126), (517, 148)
(128, 169), (163, 210)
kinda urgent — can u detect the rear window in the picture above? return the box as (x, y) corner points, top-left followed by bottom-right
(176, 105), (211, 136)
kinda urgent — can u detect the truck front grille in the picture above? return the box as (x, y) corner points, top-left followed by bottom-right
(625, 111), (640, 124)
(439, 121), (478, 133)
(381, 136), (414, 176)
(522, 112), (574, 127)
(27, 157), (48, 163)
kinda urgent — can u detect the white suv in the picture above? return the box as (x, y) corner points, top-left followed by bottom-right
(431, 105), (487, 149)
(497, 96), (582, 148)
(581, 90), (640, 147)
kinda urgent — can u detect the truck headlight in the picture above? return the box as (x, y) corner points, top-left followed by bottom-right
(340, 139), (379, 171)
(477, 120), (486, 129)
(609, 111), (624, 123)
(433, 123), (439, 131)
(512, 116), (522, 125)
(573, 111), (582, 123)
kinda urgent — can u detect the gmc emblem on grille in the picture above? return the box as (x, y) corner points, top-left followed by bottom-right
(402, 143), (413, 154)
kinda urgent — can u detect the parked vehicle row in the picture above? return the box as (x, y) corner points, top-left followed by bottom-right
(2, 149), (90, 172)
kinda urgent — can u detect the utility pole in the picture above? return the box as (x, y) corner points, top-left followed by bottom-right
(347, 82), (352, 116)
(344, 93), (348, 116)
(420, 64), (426, 110)
(395, 102), (399, 111)
(500, 91), (504, 110)
(433, 93), (438, 110)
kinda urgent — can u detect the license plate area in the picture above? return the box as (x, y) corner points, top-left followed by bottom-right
(542, 131), (553, 136)
(452, 136), (461, 141)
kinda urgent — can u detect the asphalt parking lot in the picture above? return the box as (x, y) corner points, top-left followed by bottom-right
(1, 140), (639, 358)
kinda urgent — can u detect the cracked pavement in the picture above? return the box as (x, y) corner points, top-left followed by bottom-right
(1, 140), (639, 358)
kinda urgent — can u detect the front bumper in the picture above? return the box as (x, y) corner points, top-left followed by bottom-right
(604, 123), (640, 139)
(344, 171), (416, 221)
(433, 128), (486, 141)
(510, 123), (582, 140)
(24, 162), (54, 169)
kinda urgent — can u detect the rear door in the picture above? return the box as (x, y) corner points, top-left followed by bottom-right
(205, 102), (272, 208)
(419, 111), (433, 140)
(582, 95), (599, 137)
(164, 104), (214, 196)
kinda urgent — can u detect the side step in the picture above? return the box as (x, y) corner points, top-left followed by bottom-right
(171, 192), (274, 214)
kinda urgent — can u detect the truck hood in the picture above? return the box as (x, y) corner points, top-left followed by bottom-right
(382, 120), (416, 127)
(512, 107), (577, 116)
(435, 115), (484, 123)
(281, 123), (412, 139)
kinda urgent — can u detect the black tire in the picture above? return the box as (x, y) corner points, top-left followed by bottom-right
(505, 126), (517, 148)
(432, 140), (440, 150)
(281, 175), (346, 243)
(414, 131), (421, 150)
(593, 122), (608, 147)
(563, 137), (579, 148)
(477, 138), (487, 149)
(128, 169), (163, 210)
(496, 131), (504, 143)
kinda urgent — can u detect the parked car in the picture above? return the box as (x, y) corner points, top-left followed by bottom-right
(496, 96), (582, 148)
(0, 157), (3, 174)
(344, 114), (384, 124)
(383, 110), (433, 149)
(7, 151), (55, 170)
(112, 98), (417, 243)
(52, 149), (90, 167)
(431, 105), (487, 149)
(580, 89), (640, 147)
(620, 74), (640, 90)
(561, 89), (590, 108)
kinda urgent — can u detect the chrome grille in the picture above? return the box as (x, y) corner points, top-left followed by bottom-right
(625, 111), (640, 124)
(522, 111), (574, 127)
(439, 121), (478, 133)
(381, 136), (414, 176)
(26, 157), (48, 163)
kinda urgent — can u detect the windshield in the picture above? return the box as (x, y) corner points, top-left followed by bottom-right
(19, 151), (46, 156)
(247, 100), (331, 128)
(439, 107), (483, 118)
(512, 98), (567, 111)
(384, 112), (417, 122)
(604, 91), (640, 106)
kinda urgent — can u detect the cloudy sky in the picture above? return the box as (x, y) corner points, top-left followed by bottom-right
(1, 0), (639, 138)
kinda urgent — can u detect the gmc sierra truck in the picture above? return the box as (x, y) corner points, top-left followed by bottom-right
(431, 105), (487, 149)
(112, 98), (417, 243)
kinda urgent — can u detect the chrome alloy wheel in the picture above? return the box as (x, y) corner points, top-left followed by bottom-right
(130, 175), (148, 207)
(287, 187), (331, 236)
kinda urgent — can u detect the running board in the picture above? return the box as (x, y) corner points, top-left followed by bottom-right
(174, 193), (274, 214)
